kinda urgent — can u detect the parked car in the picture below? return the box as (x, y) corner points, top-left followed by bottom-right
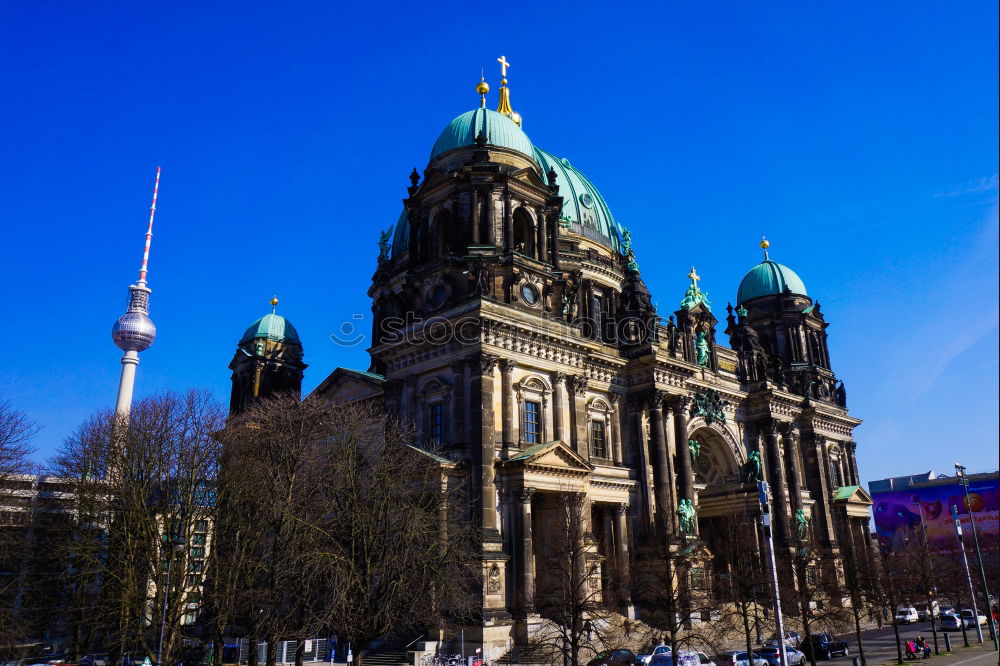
(587, 649), (638, 666)
(895, 606), (919, 624)
(915, 602), (940, 621)
(940, 613), (968, 630)
(715, 651), (767, 666)
(960, 609), (988, 626)
(762, 632), (802, 649)
(801, 634), (849, 660)
(757, 646), (806, 666)
(652, 652), (714, 666)
(939, 604), (956, 616)
(639, 646), (671, 665)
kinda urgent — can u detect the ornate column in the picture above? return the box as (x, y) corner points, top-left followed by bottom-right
(500, 359), (516, 452)
(571, 375), (589, 455)
(538, 210), (548, 263)
(615, 503), (633, 610)
(503, 187), (513, 252)
(761, 419), (790, 545)
(609, 394), (623, 465)
(672, 395), (694, 503)
(517, 487), (535, 611)
(485, 187), (495, 246)
(470, 188), (481, 245)
(552, 372), (568, 443)
(450, 361), (466, 445)
(601, 505), (615, 568)
(649, 391), (670, 526)
(472, 353), (500, 537)
(548, 209), (561, 269)
(780, 423), (803, 516)
(847, 441), (861, 486)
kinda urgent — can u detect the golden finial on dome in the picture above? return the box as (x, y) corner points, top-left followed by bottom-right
(495, 55), (520, 126)
(760, 235), (770, 260)
(476, 72), (489, 107)
(271, 295), (279, 313)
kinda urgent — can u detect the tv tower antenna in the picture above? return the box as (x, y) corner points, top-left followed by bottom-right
(111, 167), (161, 416)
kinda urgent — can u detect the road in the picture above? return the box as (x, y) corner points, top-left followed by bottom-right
(796, 621), (998, 666)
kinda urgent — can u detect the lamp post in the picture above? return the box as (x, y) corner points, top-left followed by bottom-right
(158, 537), (186, 666)
(758, 481), (788, 666)
(955, 463), (998, 650)
(950, 504), (982, 644)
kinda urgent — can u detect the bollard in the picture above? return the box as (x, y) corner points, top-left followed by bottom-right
(852, 657), (860, 666)
(944, 633), (952, 652)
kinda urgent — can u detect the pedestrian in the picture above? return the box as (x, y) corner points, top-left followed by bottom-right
(904, 640), (916, 660)
(916, 636), (930, 659)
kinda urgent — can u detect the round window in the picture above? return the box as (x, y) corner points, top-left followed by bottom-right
(579, 192), (594, 209)
(520, 283), (539, 305)
(428, 284), (447, 309)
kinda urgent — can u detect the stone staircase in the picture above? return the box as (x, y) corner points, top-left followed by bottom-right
(362, 637), (415, 666)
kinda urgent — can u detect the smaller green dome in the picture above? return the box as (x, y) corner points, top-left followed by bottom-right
(240, 313), (300, 345)
(430, 108), (535, 161)
(737, 260), (808, 305)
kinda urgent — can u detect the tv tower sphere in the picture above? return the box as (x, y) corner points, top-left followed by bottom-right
(112, 305), (157, 351)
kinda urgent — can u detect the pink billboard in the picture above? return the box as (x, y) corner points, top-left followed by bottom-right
(871, 477), (999, 553)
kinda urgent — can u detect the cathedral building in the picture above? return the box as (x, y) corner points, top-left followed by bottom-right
(229, 63), (871, 657)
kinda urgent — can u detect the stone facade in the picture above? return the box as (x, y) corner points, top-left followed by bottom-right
(238, 91), (872, 658)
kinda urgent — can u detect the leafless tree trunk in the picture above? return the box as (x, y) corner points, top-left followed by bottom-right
(0, 399), (39, 653)
(49, 390), (223, 665)
(215, 397), (479, 666)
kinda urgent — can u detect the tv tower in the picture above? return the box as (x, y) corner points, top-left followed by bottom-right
(111, 167), (161, 416)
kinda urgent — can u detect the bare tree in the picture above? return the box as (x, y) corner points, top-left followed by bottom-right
(49, 390), (224, 665)
(526, 491), (621, 666)
(781, 530), (852, 666)
(704, 500), (767, 666)
(0, 399), (39, 652)
(632, 527), (727, 666)
(213, 397), (479, 666)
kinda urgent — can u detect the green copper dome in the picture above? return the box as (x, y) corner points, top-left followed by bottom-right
(737, 260), (808, 305)
(430, 108), (534, 161)
(533, 148), (621, 252)
(240, 313), (301, 345)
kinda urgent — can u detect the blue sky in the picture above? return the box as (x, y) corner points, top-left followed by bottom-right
(1, 2), (996, 481)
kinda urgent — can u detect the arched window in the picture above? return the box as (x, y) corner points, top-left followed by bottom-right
(433, 209), (453, 257)
(512, 208), (535, 258)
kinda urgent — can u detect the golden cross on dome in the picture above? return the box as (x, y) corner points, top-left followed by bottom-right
(497, 55), (511, 77)
(688, 266), (701, 287)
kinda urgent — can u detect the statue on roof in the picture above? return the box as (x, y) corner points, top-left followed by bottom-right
(377, 225), (393, 262)
(680, 266), (711, 311)
(695, 331), (711, 367)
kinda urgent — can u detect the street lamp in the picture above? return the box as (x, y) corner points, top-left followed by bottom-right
(157, 536), (186, 666)
(955, 463), (998, 650)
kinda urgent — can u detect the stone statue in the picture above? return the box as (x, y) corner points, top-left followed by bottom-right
(688, 439), (701, 463)
(695, 331), (710, 367)
(377, 225), (393, 262)
(834, 380), (847, 407)
(677, 499), (696, 536)
(255, 340), (264, 356)
(561, 272), (582, 319)
(794, 509), (810, 542)
(680, 283), (711, 311)
(744, 450), (762, 482)
(620, 227), (640, 272)
(690, 389), (728, 425)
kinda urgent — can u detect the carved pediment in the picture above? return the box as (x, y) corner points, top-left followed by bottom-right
(312, 367), (386, 405)
(505, 441), (595, 474)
